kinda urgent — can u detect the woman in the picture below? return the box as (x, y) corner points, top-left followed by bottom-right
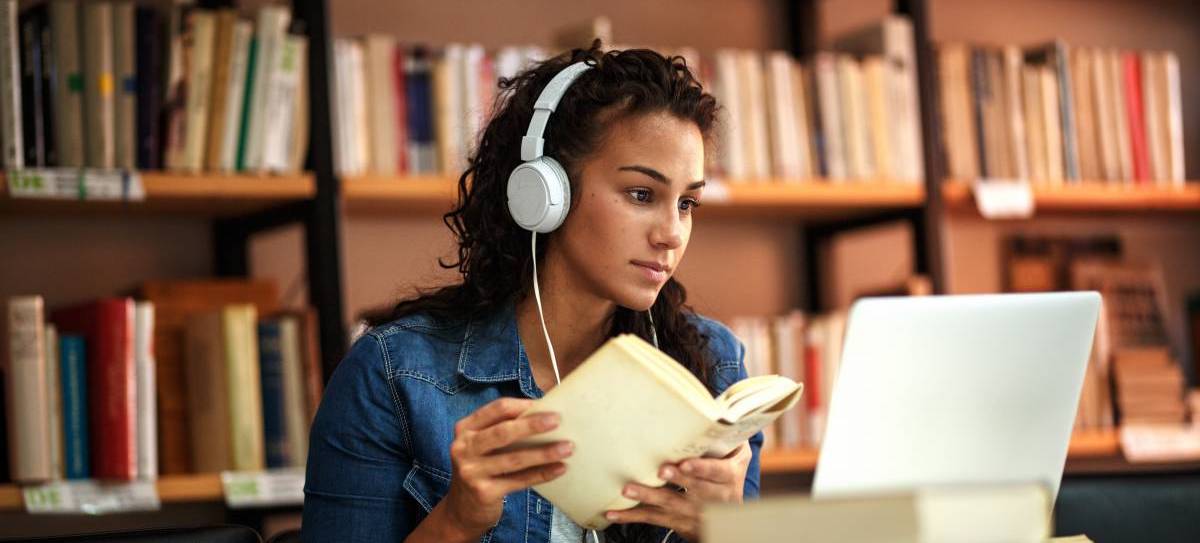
(302, 43), (763, 543)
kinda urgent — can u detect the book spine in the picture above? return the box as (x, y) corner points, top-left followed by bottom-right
(242, 6), (290, 172)
(1163, 52), (1184, 186)
(19, 8), (44, 166)
(82, 1), (114, 169)
(234, 37), (257, 171)
(405, 47), (435, 174)
(6, 296), (50, 482)
(225, 306), (264, 471)
(1122, 52), (1150, 183)
(134, 7), (162, 170)
(258, 321), (289, 468)
(49, 0), (82, 167)
(279, 317), (309, 467)
(98, 299), (138, 481)
(1054, 43), (1079, 181)
(392, 44), (408, 174)
(0, 0), (23, 169)
(134, 302), (157, 480)
(36, 6), (55, 166)
(970, 48), (989, 178)
(112, 1), (135, 169)
(59, 334), (89, 479)
(219, 21), (252, 172)
(181, 10), (215, 172)
(262, 34), (302, 172)
(44, 324), (63, 479)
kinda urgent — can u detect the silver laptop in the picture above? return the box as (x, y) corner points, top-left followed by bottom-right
(812, 292), (1101, 502)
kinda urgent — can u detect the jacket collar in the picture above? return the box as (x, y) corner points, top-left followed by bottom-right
(457, 298), (544, 399)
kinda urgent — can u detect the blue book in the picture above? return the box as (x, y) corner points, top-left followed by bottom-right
(59, 335), (89, 479)
(405, 46), (435, 173)
(258, 321), (289, 468)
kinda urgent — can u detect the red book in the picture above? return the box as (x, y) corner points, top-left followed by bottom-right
(52, 298), (137, 481)
(392, 45), (409, 174)
(803, 342), (822, 412)
(1123, 52), (1151, 183)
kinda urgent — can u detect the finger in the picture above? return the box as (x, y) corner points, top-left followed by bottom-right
(677, 457), (736, 484)
(622, 483), (690, 511)
(480, 441), (573, 476)
(470, 412), (559, 454)
(605, 504), (681, 529)
(658, 465), (725, 499)
(457, 398), (536, 432)
(494, 461), (568, 495)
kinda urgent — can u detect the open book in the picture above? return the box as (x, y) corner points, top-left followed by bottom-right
(515, 334), (803, 530)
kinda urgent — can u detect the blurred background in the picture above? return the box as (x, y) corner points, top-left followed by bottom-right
(2, 0), (1199, 540)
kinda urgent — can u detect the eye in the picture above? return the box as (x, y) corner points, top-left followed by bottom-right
(628, 188), (652, 203)
(679, 197), (701, 213)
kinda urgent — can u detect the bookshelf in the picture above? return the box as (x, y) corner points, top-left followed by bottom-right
(342, 176), (925, 219)
(942, 180), (1200, 214)
(0, 172), (315, 217)
(0, 473), (225, 512)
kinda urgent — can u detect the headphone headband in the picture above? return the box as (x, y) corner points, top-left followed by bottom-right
(520, 61), (593, 161)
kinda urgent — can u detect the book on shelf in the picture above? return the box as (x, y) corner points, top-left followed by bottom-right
(513, 334), (802, 530)
(0, 1), (309, 176)
(328, 15), (924, 186)
(938, 39), (1186, 186)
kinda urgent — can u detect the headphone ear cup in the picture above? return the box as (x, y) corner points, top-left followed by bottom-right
(507, 157), (571, 233)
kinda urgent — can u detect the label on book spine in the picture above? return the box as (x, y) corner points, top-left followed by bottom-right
(221, 467), (305, 508)
(23, 480), (160, 514)
(6, 168), (144, 201)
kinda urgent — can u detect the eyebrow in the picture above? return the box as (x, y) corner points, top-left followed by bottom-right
(618, 165), (706, 190)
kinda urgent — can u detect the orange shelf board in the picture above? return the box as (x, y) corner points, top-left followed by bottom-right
(943, 180), (1200, 213)
(0, 473), (226, 511)
(760, 430), (1122, 475)
(342, 176), (924, 218)
(1, 172), (315, 216)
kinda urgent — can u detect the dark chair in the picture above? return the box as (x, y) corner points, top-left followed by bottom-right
(264, 529), (300, 543)
(0, 525), (262, 543)
(1055, 473), (1200, 543)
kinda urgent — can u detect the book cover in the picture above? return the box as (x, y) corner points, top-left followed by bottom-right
(257, 319), (289, 468)
(134, 6), (163, 169)
(52, 298), (137, 481)
(48, 0), (82, 167)
(112, 1), (135, 169)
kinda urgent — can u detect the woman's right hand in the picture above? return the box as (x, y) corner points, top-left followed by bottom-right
(439, 398), (572, 539)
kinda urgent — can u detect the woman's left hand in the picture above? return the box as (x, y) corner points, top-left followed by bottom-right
(604, 441), (753, 542)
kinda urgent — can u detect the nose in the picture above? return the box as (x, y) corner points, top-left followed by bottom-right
(650, 205), (684, 250)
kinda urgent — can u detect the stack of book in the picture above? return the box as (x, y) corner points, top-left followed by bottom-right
(330, 15), (925, 185)
(2, 280), (324, 485)
(1112, 347), (1188, 425)
(0, 0), (308, 174)
(938, 40), (1186, 186)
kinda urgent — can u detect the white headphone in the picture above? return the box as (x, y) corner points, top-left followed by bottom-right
(506, 61), (592, 233)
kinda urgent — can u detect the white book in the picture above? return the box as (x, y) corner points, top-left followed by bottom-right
(262, 34), (305, 173)
(1162, 51), (1185, 186)
(332, 40), (351, 176)
(838, 55), (873, 180)
(1140, 52), (1166, 184)
(1040, 66), (1064, 185)
(764, 52), (800, 179)
(243, 5), (290, 172)
(6, 296), (51, 482)
(81, 1), (113, 169)
(218, 21), (253, 172)
(44, 324), (63, 479)
(180, 11), (216, 172)
(49, 0), (83, 167)
(0, 0), (21, 169)
(713, 49), (745, 179)
(862, 57), (891, 180)
(1004, 46), (1029, 181)
(134, 302), (157, 480)
(349, 41), (370, 176)
(515, 334), (803, 530)
(740, 51), (770, 180)
(461, 44), (487, 161)
(364, 34), (398, 176)
(814, 53), (846, 180)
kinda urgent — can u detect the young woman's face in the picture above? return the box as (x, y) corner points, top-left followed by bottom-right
(552, 111), (706, 311)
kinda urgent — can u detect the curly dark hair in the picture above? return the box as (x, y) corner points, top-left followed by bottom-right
(364, 42), (721, 541)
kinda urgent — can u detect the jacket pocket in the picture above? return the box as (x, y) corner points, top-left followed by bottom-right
(402, 462), (452, 514)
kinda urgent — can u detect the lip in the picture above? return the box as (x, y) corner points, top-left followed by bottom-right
(632, 260), (670, 282)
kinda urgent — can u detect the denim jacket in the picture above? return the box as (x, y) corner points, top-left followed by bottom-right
(301, 300), (763, 543)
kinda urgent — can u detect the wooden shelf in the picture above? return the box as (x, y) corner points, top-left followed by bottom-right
(760, 429), (1123, 475)
(0, 473), (226, 512)
(943, 180), (1200, 215)
(342, 175), (925, 220)
(0, 172), (315, 217)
